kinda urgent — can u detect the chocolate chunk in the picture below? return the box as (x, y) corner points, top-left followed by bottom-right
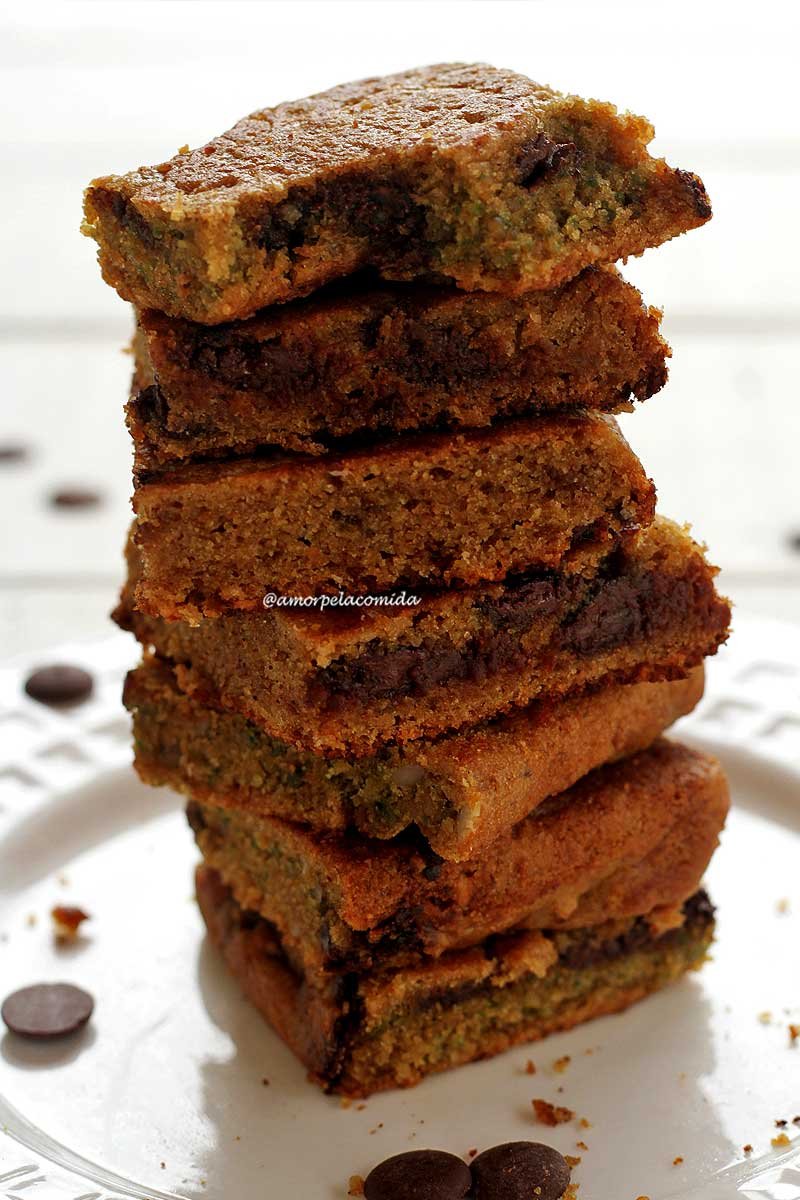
(786, 530), (800, 553)
(321, 573), (574, 705)
(471, 1142), (570, 1200)
(24, 664), (94, 706)
(675, 168), (712, 219)
(518, 133), (576, 187)
(2, 983), (94, 1039)
(350, 185), (426, 243)
(133, 384), (169, 428)
(478, 577), (563, 628)
(49, 488), (102, 509)
(258, 197), (310, 253)
(560, 577), (642, 656)
(185, 801), (208, 835)
(0, 443), (30, 463)
(364, 1150), (471, 1200)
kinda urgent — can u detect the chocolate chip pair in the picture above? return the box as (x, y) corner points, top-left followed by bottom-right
(363, 1143), (570, 1200)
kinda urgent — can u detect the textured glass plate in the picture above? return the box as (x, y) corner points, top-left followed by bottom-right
(0, 617), (798, 1200)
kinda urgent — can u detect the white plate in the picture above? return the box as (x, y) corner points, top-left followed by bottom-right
(0, 616), (799, 1200)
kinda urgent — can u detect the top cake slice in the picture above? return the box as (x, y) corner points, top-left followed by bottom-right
(83, 63), (711, 323)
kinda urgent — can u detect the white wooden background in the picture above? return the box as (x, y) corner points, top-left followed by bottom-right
(1, 0), (798, 658)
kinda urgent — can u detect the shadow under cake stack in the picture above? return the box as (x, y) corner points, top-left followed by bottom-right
(84, 64), (732, 1097)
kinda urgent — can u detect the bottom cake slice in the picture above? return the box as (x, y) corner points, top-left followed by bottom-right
(197, 865), (715, 1097)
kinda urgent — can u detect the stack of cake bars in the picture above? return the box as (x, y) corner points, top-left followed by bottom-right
(84, 64), (732, 1097)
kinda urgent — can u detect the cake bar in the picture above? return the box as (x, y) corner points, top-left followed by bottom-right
(130, 266), (669, 469)
(131, 412), (654, 618)
(188, 740), (729, 976)
(117, 518), (731, 755)
(127, 657), (703, 861)
(197, 866), (716, 1096)
(83, 64), (711, 323)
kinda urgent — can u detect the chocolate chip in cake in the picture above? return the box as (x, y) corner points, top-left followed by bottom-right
(25, 664), (93, 706)
(364, 1150), (471, 1200)
(517, 133), (576, 187)
(49, 487), (103, 509)
(2, 983), (94, 1039)
(471, 1142), (571, 1200)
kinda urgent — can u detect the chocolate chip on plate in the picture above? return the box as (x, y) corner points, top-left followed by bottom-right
(0, 443), (30, 463)
(364, 1150), (471, 1200)
(24, 664), (94, 706)
(2, 983), (94, 1039)
(471, 1142), (571, 1200)
(49, 487), (102, 509)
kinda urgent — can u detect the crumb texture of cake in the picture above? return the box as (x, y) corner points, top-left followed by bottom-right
(127, 656), (704, 861)
(130, 266), (669, 468)
(196, 866), (716, 1096)
(188, 740), (729, 975)
(83, 63), (711, 323)
(116, 518), (731, 755)
(131, 412), (655, 619)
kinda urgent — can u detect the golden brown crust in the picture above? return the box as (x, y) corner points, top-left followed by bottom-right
(190, 740), (729, 975)
(127, 656), (703, 861)
(116, 518), (730, 755)
(129, 266), (669, 469)
(83, 64), (710, 322)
